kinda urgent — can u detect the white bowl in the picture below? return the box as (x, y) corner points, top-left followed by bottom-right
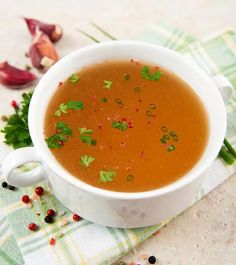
(2, 41), (227, 228)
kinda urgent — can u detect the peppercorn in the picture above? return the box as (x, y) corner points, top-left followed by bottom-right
(35, 186), (44, 196)
(73, 213), (80, 222)
(47, 209), (56, 216)
(148, 255), (157, 264)
(22, 195), (30, 204)
(28, 223), (37, 231)
(1, 182), (8, 188)
(44, 215), (54, 224)
(8, 185), (16, 191)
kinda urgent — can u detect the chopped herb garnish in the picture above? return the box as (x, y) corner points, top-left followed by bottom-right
(80, 135), (96, 145)
(99, 170), (116, 183)
(141, 65), (163, 81)
(104, 80), (113, 89)
(80, 155), (95, 167)
(127, 174), (134, 181)
(112, 121), (128, 131)
(124, 74), (130, 80)
(134, 86), (141, 92)
(101, 97), (108, 103)
(78, 127), (93, 135)
(79, 127), (96, 145)
(54, 100), (84, 116)
(45, 122), (72, 148)
(170, 131), (179, 141)
(69, 73), (80, 84)
(167, 145), (176, 152)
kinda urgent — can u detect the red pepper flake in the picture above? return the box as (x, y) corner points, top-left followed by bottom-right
(154, 66), (160, 70)
(139, 151), (144, 158)
(109, 145), (113, 149)
(131, 59), (134, 63)
(147, 121), (151, 124)
(50, 238), (56, 246)
(98, 124), (102, 130)
(11, 100), (18, 109)
(120, 142), (126, 147)
(58, 81), (63, 87)
(57, 140), (64, 146)
(136, 108), (139, 112)
(125, 166), (131, 171)
(153, 114), (156, 118)
(93, 109), (97, 112)
(138, 99), (142, 103)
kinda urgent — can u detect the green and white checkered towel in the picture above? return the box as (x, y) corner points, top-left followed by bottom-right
(0, 24), (236, 265)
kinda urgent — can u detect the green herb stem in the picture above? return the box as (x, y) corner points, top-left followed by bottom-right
(76, 29), (100, 43)
(90, 21), (117, 40)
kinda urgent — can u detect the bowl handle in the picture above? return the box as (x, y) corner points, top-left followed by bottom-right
(211, 75), (233, 103)
(1, 147), (46, 187)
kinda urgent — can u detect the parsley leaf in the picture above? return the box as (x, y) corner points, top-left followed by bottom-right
(54, 100), (84, 116)
(80, 135), (96, 145)
(99, 170), (116, 183)
(69, 73), (80, 84)
(112, 121), (128, 131)
(141, 66), (162, 81)
(66, 100), (83, 110)
(78, 128), (93, 135)
(79, 127), (96, 145)
(45, 122), (72, 149)
(104, 80), (113, 89)
(101, 97), (108, 103)
(1, 92), (33, 149)
(80, 155), (95, 167)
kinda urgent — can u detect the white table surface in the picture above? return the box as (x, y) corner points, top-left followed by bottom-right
(0, 1), (236, 264)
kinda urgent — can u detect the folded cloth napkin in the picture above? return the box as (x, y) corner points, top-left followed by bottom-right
(0, 24), (236, 265)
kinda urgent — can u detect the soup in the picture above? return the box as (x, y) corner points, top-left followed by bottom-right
(44, 60), (208, 192)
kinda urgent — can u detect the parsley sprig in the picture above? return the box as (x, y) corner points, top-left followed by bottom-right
(1, 92), (33, 149)
(141, 66), (163, 81)
(78, 127), (96, 145)
(112, 121), (128, 131)
(99, 170), (116, 183)
(80, 155), (95, 167)
(55, 100), (84, 116)
(45, 122), (72, 148)
(104, 80), (113, 89)
(69, 73), (80, 84)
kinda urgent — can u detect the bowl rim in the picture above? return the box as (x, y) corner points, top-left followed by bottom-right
(29, 40), (226, 200)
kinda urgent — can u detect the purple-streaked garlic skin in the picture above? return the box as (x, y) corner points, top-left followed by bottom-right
(23, 17), (63, 43)
(29, 30), (58, 72)
(0, 61), (37, 89)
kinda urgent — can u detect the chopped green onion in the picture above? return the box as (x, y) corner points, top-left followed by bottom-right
(146, 110), (153, 117)
(167, 145), (176, 152)
(161, 126), (168, 132)
(219, 146), (235, 165)
(223, 138), (236, 159)
(124, 74), (130, 80)
(101, 97), (108, 103)
(115, 98), (123, 105)
(69, 74), (79, 84)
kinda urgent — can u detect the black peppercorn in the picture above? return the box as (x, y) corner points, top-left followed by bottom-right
(148, 255), (157, 264)
(44, 215), (54, 224)
(1, 182), (8, 188)
(8, 185), (16, 191)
